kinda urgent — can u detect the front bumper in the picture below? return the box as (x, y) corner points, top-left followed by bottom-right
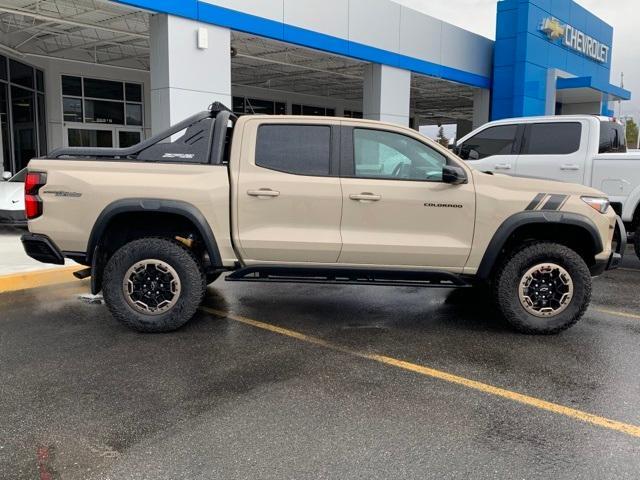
(591, 215), (626, 276)
(21, 233), (65, 265)
(0, 209), (26, 226)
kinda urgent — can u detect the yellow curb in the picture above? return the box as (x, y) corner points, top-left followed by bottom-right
(0, 266), (82, 294)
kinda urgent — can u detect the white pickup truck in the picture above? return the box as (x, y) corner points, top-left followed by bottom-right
(455, 115), (640, 259)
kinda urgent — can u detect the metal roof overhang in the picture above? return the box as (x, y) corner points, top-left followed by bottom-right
(556, 76), (631, 102)
(0, 0), (478, 124)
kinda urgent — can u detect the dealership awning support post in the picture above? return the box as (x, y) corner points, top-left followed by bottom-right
(363, 64), (410, 127)
(149, 14), (231, 134)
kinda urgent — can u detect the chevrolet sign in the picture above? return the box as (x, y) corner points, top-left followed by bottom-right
(540, 17), (610, 64)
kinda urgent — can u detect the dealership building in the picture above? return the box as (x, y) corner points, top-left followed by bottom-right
(0, 0), (631, 175)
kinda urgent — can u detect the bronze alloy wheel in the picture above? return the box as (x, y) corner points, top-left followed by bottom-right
(122, 259), (181, 315)
(518, 262), (574, 318)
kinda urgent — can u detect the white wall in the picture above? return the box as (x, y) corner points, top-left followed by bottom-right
(28, 56), (151, 151)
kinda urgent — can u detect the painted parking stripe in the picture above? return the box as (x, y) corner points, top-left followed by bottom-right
(594, 307), (640, 321)
(0, 266), (81, 294)
(199, 306), (640, 439)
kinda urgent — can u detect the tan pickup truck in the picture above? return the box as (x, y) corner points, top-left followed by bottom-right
(21, 103), (625, 334)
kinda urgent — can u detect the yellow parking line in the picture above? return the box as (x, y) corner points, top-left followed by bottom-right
(0, 266), (81, 294)
(200, 306), (640, 439)
(594, 307), (640, 320)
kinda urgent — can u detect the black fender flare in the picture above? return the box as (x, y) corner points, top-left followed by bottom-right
(86, 198), (223, 267)
(475, 211), (603, 281)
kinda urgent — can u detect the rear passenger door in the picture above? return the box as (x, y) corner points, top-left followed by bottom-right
(235, 119), (343, 264)
(456, 124), (521, 174)
(515, 121), (587, 184)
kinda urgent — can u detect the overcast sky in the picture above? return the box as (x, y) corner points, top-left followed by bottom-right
(394, 0), (639, 120)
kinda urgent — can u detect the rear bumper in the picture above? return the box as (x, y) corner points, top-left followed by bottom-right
(21, 233), (65, 265)
(591, 216), (626, 276)
(0, 209), (26, 226)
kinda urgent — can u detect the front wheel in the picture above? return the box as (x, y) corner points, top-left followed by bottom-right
(493, 242), (591, 334)
(634, 224), (640, 262)
(103, 238), (206, 332)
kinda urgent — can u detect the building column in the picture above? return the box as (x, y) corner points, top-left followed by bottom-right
(150, 14), (231, 134)
(472, 89), (490, 129)
(363, 64), (411, 126)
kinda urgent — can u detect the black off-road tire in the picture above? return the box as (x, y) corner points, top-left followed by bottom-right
(103, 237), (206, 333)
(493, 242), (591, 335)
(634, 224), (640, 262)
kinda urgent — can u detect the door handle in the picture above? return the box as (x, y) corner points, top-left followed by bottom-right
(349, 192), (381, 202)
(247, 188), (280, 197)
(560, 164), (580, 171)
(494, 163), (512, 170)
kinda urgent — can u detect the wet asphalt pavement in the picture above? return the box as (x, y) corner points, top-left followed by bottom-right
(1, 249), (640, 479)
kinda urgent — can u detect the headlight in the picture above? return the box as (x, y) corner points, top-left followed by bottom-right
(581, 196), (610, 214)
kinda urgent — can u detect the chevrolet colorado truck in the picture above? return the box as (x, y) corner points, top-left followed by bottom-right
(21, 103), (625, 334)
(455, 115), (640, 260)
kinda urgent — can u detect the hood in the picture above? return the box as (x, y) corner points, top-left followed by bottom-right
(0, 181), (24, 210)
(471, 170), (606, 197)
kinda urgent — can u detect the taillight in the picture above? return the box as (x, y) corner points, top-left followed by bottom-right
(24, 172), (47, 220)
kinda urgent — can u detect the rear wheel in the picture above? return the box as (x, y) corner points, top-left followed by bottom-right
(493, 242), (591, 334)
(103, 238), (206, 332)
(634, 224), (640, 261)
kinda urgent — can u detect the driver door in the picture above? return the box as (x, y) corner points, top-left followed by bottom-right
(338, 124), (475, 270)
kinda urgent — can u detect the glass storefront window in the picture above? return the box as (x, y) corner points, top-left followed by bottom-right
(0, 56), (46, 174)
(0, 83), (9, 173)
(62, 76), (143, 135)
(232, 96), (287, 115)
(9, 59), (34, 89)
(125, 103), (142, 126)
(62, 75), (82, 96)
(119, 131), (141, 148)
(63, 97), (83, 122)
(36, 70), (44, 93)
(125, 83), (142, 102)
(83, 78), (123, 100)
(68, 128), (113, 148)
(11, 86), (36, 171)
(0, 56), (6, 82)
(85, 99), (125, 124)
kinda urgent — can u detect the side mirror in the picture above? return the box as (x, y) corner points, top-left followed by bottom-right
(467, 149), (480, 161)
(442, 165), (468, 185)
(2, 171), (11, 181)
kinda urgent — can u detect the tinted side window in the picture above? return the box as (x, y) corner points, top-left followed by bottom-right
(459, 125), (518, 160)
(599, 122), (627, 153)
(523, 122), (582, 155)
(256, 125), (331, 176)
(353, 129), (447, 182)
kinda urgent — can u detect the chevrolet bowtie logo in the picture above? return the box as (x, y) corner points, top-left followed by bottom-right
(540, 17), (565, 40)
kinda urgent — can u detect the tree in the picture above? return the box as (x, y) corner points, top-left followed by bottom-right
(436, 125), (449, 147)
(626, 118), (639, 148)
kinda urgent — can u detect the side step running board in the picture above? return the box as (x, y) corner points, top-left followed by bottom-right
(225, 265), (471, 288)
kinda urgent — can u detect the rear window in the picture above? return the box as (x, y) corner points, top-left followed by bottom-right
(599, 121), (627, 153)
(522, 122), (582, 155)
(256, 125), (331, 176)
